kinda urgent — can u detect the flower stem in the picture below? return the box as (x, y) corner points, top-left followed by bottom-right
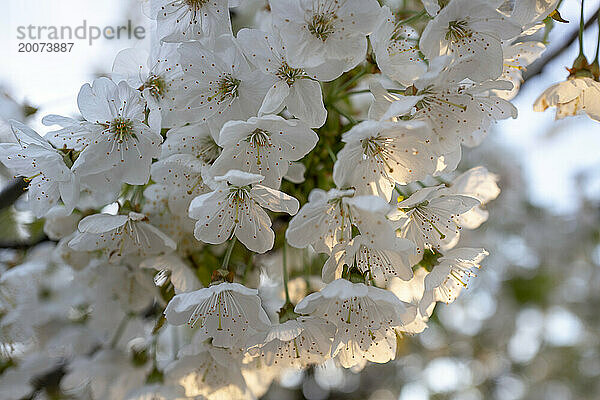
(282, 241), (291, 304)
(222, 237), (237, 270)
(595, 8), (600, 62)
(399, 9), (428, 25)
(579, 0), (586, 56)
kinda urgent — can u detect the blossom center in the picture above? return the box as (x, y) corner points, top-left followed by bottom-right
(184, 0), (209, 10)
(145, 74), (167, 99)
(445, 20), (472, 41)
(307, 12), (336, 41)
(110, 117), (135, 143)
(198, 135), (221, 163)
(212, 74), (241, 103)
(246, 128), (272, 148)
(276, 62), (305, 86)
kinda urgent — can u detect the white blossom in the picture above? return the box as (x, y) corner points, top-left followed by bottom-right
(164, 282), (271, 348)
(0, 121), (79, 217)
(322, 234), (415, 284)
(146, 0), (239, 42)
(295, 279), (416, 368)
(370, 6), (427, 85)
(210, 115), (318, 188)
(271, 0), (381, 78)
(44, 77), (162, 188)
(246, 316), (335, 367)
(419, 0), (521, 82)
(112, 43), (182, 132)
(237, 28), (328, 127)
(171, 34), (274, 137)
(419, 247), (488, 314)
(390, 185), (480, 261)
(68, 212), (176, 262)
(333, 120), (436, 201)
(286, 189), (397, 254)
(534, 77), (600, 121)
(189, 170), (299, 253)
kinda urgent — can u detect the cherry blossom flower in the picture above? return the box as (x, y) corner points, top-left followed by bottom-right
(322, 234), (415, 284)
(271, 0), (381, 77)
(419, 0), (521, 82)
(160, 123), (221, 162)
(419, 247), (488, 314)
(286, 189), (397, 254)
(246, 316), (335, 367)
(333, 120), (436, 201)
(171, 34), (274, 137)
(295, 279), (416, 368)
(369, 58), (517, 153)
(444, 166), (501, 230)
(151, 153), (210, 216)
(0, 121), (79, 217)
(210, 115), (318, 188)
(390, 185), (480, 261)
(494, 41), (546, 100)
(370, 6), (427, 85)
(237, 28), (328, 127)
(164, 282), (271, 348)
(146, 0), (239, 42)
(44, 77), (162, 188)
(112, 43), (182, 132)
(68, 212), (176, 262)
(165, 343), (248, 398)
(189, 170), (299, 253)
(534, 77), (600, 121)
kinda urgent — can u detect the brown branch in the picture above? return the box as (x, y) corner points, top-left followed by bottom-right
(522, 6), (600, 84)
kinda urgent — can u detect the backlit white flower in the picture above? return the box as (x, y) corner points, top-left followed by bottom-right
(237, 28), (328, 127)
(140, 254), (202, 294)
(494, 41), (545, 100)
(161, 123), (221, 162)
(444, 166), (500, 229)
(151, 153), (210, 216)
(390, 185), (480, 261)
(533, 77), (600, 121)
(246, 316), (335, 367)
(419, 0), (521, 82)
(370, 6), (427, 85)
(147, 0), (239, 42)
(0, 121), (79, 217)
(165, 343), (248, 399)
(322, 234), (415, 283)
(286, 189), (397, 254)
(164, 282), (271, 348)
(509, 0), (560, 32)
(44, 77), (162, 187)
(210, 115), (318, 188)
(295, 279), (416, 368)
(189, 170), (299, 253)
(112, 43), (182, 132)
(68, 212), (176, 262)
(419, 247), (488, 314)
(333, 120), (436, 201)
(388, 268), (432, 334)
(271, 0), (381, 76)
(172, 34), (274, 137)
(369, 59), (517, 152)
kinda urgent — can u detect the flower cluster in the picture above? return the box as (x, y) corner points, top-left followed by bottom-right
(0, 0), (561, 399)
